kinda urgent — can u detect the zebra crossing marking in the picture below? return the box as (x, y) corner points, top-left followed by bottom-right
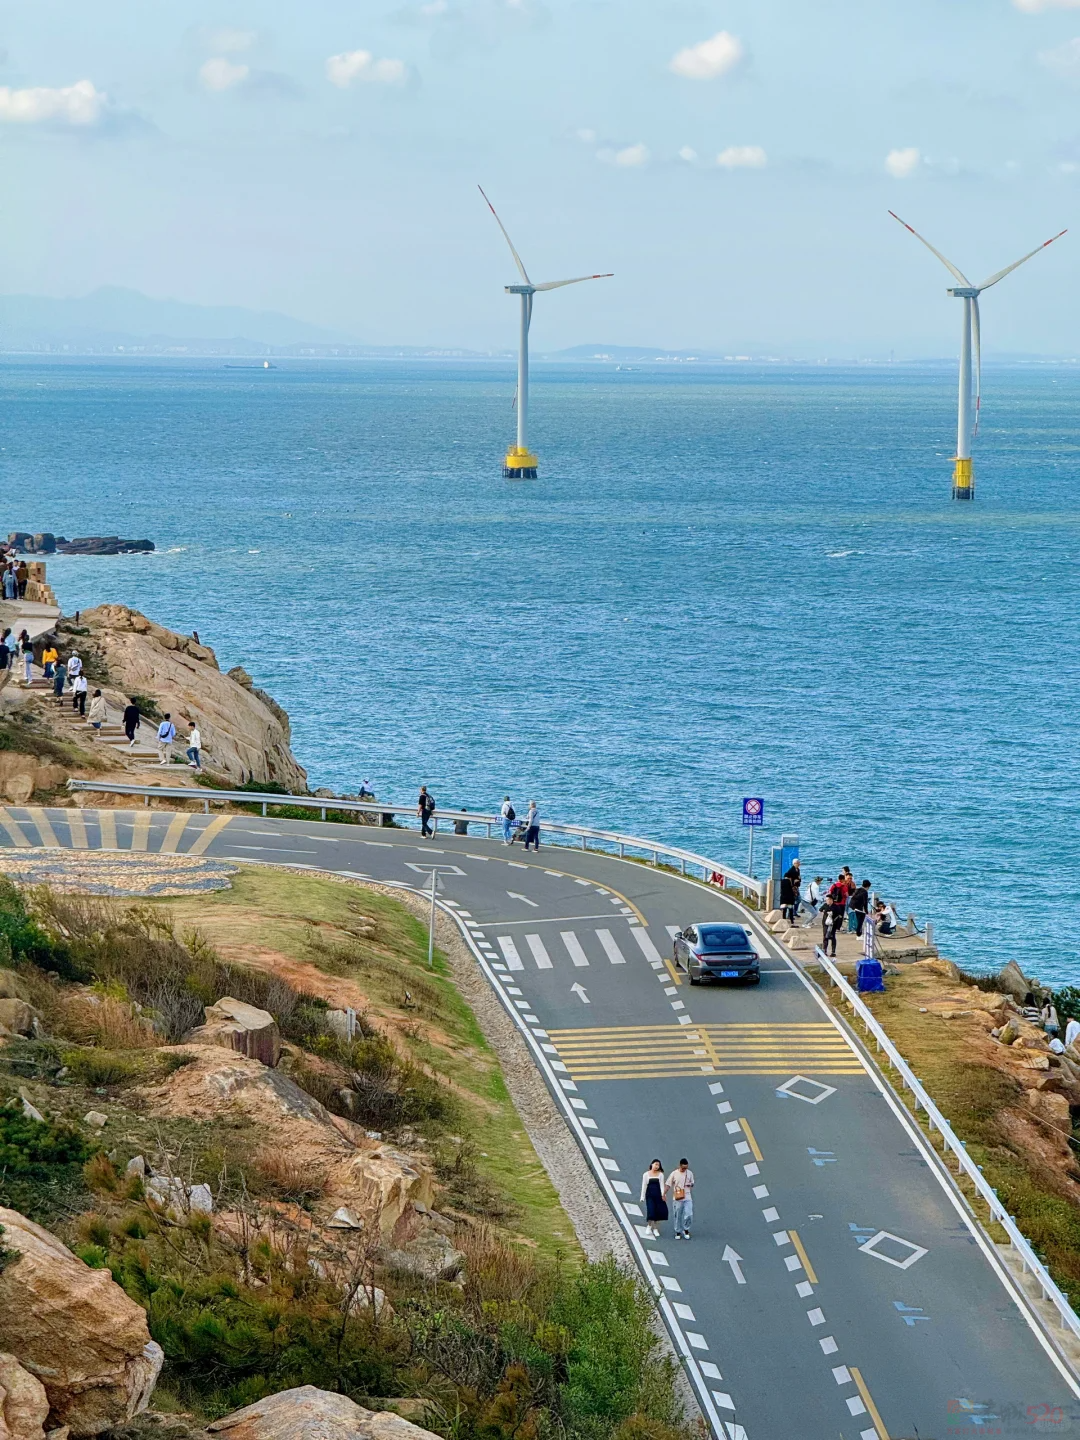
(525, 934), (553, 969)
(27, 807), (58, 848)
(596, 929), (626, 964)
(160, 812), (191, 854)
(66, 809), (88, 849)
(187, 814), (233, 856)
(97, 810), (117, 850)
(561, 931), (590, 967)
(0, 808), (30, 846)
(130, 811), (151, 852)
(498, 936), (525, 971)
(631, 928), (664, 964)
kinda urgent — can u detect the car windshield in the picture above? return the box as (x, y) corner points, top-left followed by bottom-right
(698, 925), (751, 951)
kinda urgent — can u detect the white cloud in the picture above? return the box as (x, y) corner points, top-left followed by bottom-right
(885, 146), (921, 178)
(206, 28), (257, 53)
(613, 142), (649, 167)
(669, 31), (743, 81)
(576, 127), (596, 143)
(1015, 0), (1080, 10)
(0, 79), (107, 126)
(326, 50), (407, 86)
(1039, 36), (1080, 74)
(199, 57), (250, 92)
(716, 144), (767, 169)
(679, 146), (698, 162)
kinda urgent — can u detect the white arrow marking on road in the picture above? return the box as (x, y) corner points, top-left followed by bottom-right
(571, 982), (590, 1004)
(722, 1245), (746, 1284)
(507, 891), (539, 907)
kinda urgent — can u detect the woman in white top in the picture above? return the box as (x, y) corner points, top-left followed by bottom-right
(640, 1159), (668, 1238)
(88, 691), (108, 730)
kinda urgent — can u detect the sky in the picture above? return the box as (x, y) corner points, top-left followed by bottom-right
(2, 0), (1080, 355)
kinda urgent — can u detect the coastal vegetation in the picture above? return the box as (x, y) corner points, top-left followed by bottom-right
(0, 870), (687, 1439)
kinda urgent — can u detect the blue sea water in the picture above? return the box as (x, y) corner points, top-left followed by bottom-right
(6, 356), (1080, 981)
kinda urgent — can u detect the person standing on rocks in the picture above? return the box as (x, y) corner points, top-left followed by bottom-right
(123, 698), (141, 747)
(417, 785), (436, 838)
(186, 721), (203, 770)
(1065, 1015), (1080, 1052)
(156, 713), (176, 766)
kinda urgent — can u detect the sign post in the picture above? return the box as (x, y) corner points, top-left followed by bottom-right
(742, 797), (764, 877)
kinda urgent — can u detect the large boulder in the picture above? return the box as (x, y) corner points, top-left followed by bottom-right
(0, 1209), (163, 1436)
(996, 960), (1034, 1004)
(0, 1354), (49, 1440)
(0, 1002), (35, 1038)
(380, 1228), (464, 1283)
(207, 1387), (442, 1440)
(74, 606), (306, 789)
(0, 974), (29, 1003)
(185, 998), (281, 1068)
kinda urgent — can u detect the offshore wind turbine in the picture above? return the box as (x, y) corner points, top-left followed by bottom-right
(479, 186), (612, 478)
(889, 212), (1066, 500)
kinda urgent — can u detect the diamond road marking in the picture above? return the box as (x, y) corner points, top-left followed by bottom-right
(858, 1229), (929, 1270)
(688, 1336), (709, 1353)
(600, 1156), (619, 1170)
(846, 1396), (867, 1417)
(808, 1308), (825, 1326)
(776, 1074), (839, 1105)
(659, 1274), (682, 1292)
(672, 1302), (695, 1320)
(711, 1392), (734, 1411)
(820, 1336), (838, 1354)
(699, 1360), (721, 1377)
(832, 1365), (852, 1385)
(708, 1081), (725, 1095)
(796, 1281), (814, 1298)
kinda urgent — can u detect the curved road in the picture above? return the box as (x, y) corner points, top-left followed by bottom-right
(3, 803), (1079, 1438)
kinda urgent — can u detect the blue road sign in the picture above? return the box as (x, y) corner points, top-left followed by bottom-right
(742, 797), (764, 827)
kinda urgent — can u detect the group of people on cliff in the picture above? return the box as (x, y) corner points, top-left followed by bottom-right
(779, 859), (900, 956)
(0, 557), (29, 600)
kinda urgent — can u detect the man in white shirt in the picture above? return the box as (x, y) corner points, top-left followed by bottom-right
(186, 721), (202, 771)
(667, 1159), (695, 1240)
(156, 713), (176, 767)
(500, 796), (514, 844)
(1066, 1016), (1080, 1053)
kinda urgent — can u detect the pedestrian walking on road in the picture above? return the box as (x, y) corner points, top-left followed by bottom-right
(523, 800), (540, 851)
(417, 785), (436, 837)
(640, 1159), (668, 1239)
(186, 722), (202, 770)
(668, 1159), (695, 1240)
(123, 699), (141, 746)
(88, 690), (107, 730)
(156, 713), (176, 766)
(500, 796), (515, 844)
(72, 673), (88, 716)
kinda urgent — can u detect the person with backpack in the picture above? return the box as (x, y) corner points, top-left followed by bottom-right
(822, 878), (847, 957)
(849, 879), (871, 937)
(500, 796), (515, 844)
(417, 785), (436, 838)
(156, 713), (176, 766)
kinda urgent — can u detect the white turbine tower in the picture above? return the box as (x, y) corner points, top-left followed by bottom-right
(480, 186), (612, 478)
(890, 211), (1066, 501)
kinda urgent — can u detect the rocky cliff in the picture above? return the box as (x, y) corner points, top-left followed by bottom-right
(72, 606), (306, 790)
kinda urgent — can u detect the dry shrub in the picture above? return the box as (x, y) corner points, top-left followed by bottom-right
(458, 1226), (548, 1308)
(58, 993), (159, 1049)
(250, 1148), (329, 1205)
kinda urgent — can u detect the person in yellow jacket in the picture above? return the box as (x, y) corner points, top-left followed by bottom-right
(40, 644), (58, 681)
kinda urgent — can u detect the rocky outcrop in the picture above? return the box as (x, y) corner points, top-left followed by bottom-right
(0, 1208), (163, 1436)
(0, 1001), (36, 1037)
(207, 1387), (441, 1440)
(185, 998), (281, 1068)
(71, 606), (305, 790)
(380, 1229), (464, 1283)
(0, 1354), (49, 1440)
(138, 1048), (432, 1233)
(0, 754), (68, 806)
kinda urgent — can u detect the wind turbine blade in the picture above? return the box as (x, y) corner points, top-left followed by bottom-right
(976, 229), (1067, 291)
(533, 273), (614, 292)
(888, 211), (972, 287)
(972, 296), (981, 439)
(478, 185), (531, 285)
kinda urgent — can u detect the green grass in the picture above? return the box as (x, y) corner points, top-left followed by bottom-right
(154, 868), (579, 1260)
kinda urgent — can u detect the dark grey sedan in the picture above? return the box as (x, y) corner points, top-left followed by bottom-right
(674, 922), (761, 985)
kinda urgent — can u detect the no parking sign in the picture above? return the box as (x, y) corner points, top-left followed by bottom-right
(742, 797), (764, 827)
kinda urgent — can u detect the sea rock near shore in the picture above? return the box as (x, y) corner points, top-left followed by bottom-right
(72, 605), (306, 790)
(0, 1208), (163, 1436)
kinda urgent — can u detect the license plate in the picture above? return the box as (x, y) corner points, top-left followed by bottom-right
(719, 970), (740, 978)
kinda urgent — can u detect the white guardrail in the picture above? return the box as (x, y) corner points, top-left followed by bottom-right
(813, 945), (1080, 1343)
(64, 779), (764, 900)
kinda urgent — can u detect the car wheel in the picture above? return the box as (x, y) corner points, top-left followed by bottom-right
(748, 973), (761, 985)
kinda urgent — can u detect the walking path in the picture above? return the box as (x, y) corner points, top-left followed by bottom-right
(0, 805), (1077, 1436)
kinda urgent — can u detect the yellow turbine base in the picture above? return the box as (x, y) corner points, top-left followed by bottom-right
(952, 456), (974, 501)
(503, 446), (538, 478)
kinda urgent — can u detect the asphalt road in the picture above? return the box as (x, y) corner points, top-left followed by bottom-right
(4, 803), (1080, 1439)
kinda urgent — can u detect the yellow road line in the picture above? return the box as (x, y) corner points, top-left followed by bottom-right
(549, 1024), (841, 1036)
(98, 810), (117, 850)
(130, 811), (151, 851)
(66, 809), (88, 849)
(663, 955), (682, 986)
(26, 807), (58, 848)
(0, 808), (30, 846)
(187, 814), (233, 856)
(849, 1368), (888, 1440)
(739, 1118), (764, 1162)
(561, 1068), (865, 1081)
(159, 811), (191, 854)
(789, 1231), (818, 1284)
